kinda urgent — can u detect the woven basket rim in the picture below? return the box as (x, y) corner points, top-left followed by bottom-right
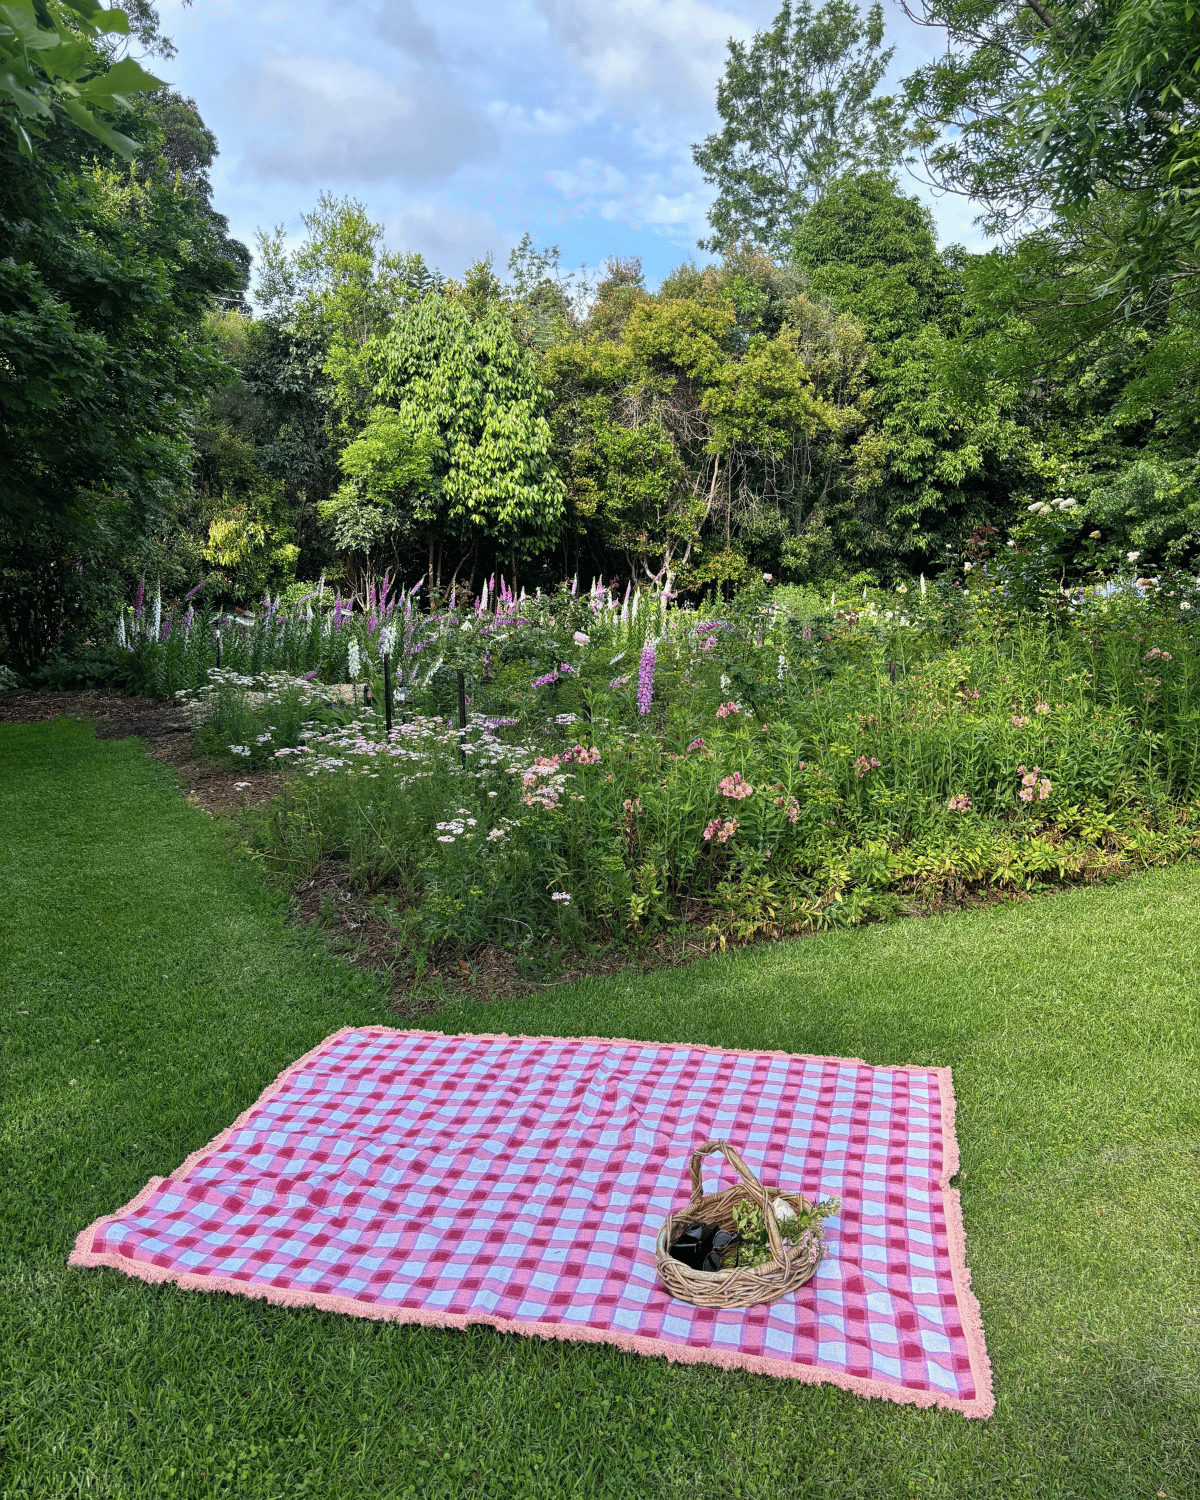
(652, 1141), (825, 1309)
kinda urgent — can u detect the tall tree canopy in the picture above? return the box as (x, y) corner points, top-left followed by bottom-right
(0, 12), (248, 668)
(332, 296), (565, 592)
(0, 0), (162, 156)
(902, 0), (1200, 306)
(692, 0), (908, 254)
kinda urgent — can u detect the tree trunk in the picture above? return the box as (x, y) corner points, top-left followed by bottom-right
(467, 538), (479, 600)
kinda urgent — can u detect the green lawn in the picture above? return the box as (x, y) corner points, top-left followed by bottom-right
(2, 717), (1198, 1499)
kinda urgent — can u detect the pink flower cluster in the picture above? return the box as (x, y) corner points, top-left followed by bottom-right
(717, 770), (754, 800)
(854, 755), (882, 778)
(1017, 764), (1052, 802)
(532, 670), (560, 690)
(1011, 715), (1031, 729)
(521, 756), (564, 809)
(687, 736), (708, 753)
(947, 793), (972, 813)
(1035, 701), (1051, 714)
(715, 701), (740, 718)
(773, 793), (800, 823)
(561, 744), (601, 765)
(1145, 647), (1172, 661)
(703, 817), (739, 843)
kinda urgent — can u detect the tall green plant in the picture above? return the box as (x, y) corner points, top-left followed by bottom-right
(692, 0), (908, 253)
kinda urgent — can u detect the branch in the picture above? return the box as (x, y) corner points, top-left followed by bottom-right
(1022, 0), (1063, 33)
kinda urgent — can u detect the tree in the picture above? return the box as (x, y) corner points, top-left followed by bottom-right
(901, 0), (1200, 307)
(0, 45), (247, 667)
(789, 173), (1036, 574)
(791, 171), (948, 339)
(257, 194), (441, 430)
(505, 234), (578, 350)
(355, 296), (565, 592)
(900, 0), (1200, 570)
(1, 0), (162, 156)
(692, 0), (908, 254)
(546, 291), (836, 594)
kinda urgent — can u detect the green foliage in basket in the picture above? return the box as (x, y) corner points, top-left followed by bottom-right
(730, 1195), (841, 1269)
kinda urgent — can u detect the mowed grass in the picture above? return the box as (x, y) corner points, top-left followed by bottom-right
(1, 718), (1198, 1500)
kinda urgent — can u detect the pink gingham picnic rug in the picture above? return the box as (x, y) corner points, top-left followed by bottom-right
(71, 1027), (994, 1416)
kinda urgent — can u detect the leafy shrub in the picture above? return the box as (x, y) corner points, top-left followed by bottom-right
(246, 573), (1200, 953)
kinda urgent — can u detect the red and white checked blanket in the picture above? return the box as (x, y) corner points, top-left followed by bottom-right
(72, 1028), (993, 1416)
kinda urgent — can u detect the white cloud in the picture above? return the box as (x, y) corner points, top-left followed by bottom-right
(385, 202), (511, 274)
(238, 52), (494, 184)
(550, 155), (710, 242)
(361, 0), (442, 60)
(549, 158), (629, 197)
(535, 0), (753, 113)
(486, 99), (595, 136)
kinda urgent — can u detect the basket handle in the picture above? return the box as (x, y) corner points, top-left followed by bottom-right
(687, 1140), (787, 1265)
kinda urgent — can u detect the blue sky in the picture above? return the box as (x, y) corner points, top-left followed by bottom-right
(153, 0), (984, 291)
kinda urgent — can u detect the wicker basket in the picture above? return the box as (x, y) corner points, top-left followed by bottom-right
(654, 1139), (824, 1309)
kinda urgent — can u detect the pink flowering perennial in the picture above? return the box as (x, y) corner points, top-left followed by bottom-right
(717, 771), (754, 800)
(1017, 764), (1052, 802)
(637, 640), (656, 715)
(703, 817), (739, 844)
(773, 793), (800, 823)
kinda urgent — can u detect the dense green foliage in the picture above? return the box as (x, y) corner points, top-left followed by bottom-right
(0, 0), (160, 157)
(0, 3), (248, 671)
(3, 718), (1198, 1496)
(210, 577), (1200, 955)
(2, 0), (1198, 683)
(691, 0), (907, 254)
